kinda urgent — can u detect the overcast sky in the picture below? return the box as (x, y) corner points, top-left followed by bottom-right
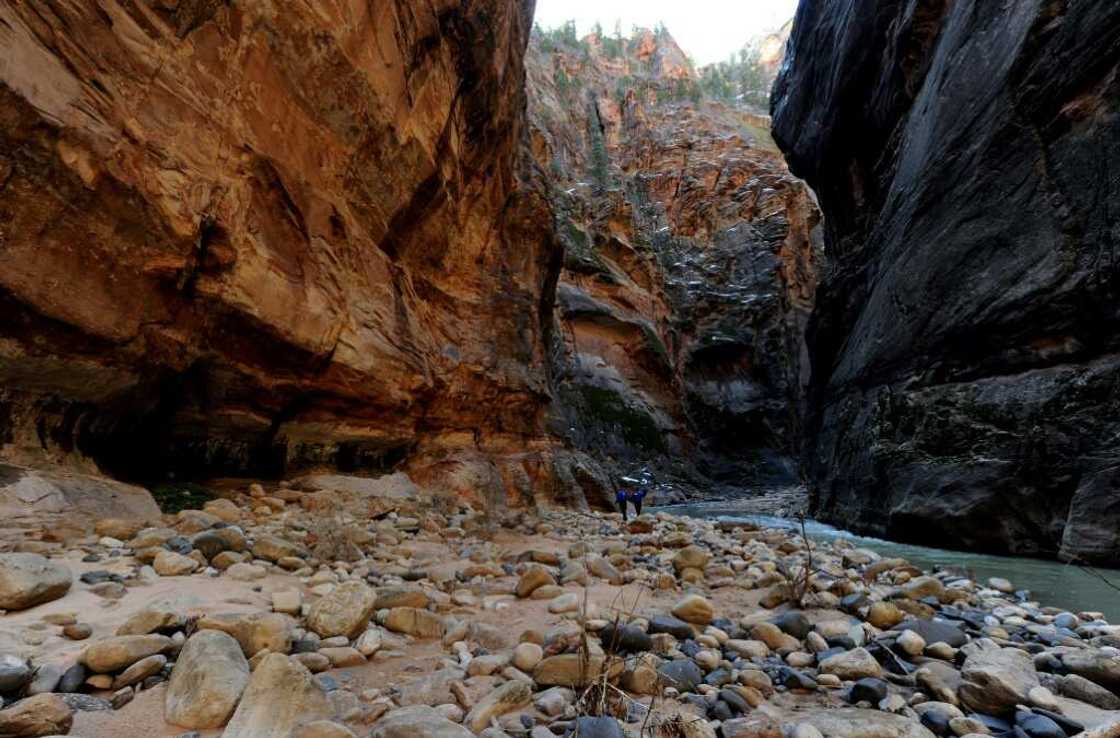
(533, 0), (799, 66)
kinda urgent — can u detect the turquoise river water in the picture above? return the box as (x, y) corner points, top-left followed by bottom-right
(657, 500), (1120, 620)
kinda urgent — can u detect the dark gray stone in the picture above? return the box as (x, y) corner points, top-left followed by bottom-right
(657, 659), (703, 693)
(772, 0), (1120, 563)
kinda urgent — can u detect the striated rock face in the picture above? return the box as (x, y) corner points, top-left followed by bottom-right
(527, 29), (821, 491)
(773, 1), (1120, 561)
(524, 30), (824, 490)
(0, 1), (607, 507)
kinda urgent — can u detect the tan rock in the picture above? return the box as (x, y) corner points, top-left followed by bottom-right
(82, 634), (172, 673)
(117, 605), (185, 636)
(533, 653), (624, 688)
(154, 549), (200, 576)
(221, 653), (330, 738)
(0, 553), (71, 611)
(820, 648), (883, 680)
(867, 602), (905, 629)
(252, 535), (309, 563)
(464, 680), (532, 732)
(374, 586), (430, 610)
(197, 612), (293, 657)
(959, 647), (1039, 714)
(166, 630), (250, 730)
(0, 693), (73, 736)
(292, 721), (359, 738)
(384, 607), (444, 639)
(515, 565), (556, 598)
(112, 654), (166, 689)
(672, 594), (714, 625)
(307, 581), (378, 639)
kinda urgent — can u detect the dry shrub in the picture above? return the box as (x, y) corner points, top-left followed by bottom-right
(304, 493), (364, 563)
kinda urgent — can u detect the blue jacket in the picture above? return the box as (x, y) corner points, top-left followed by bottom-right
(615, 490), (629, 504)
(628, 489), (647, 502)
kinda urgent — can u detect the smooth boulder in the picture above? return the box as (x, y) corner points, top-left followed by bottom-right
(165, 630), (250, 729)
(0, 553), (71, 610)
(221, 653), (330, 738)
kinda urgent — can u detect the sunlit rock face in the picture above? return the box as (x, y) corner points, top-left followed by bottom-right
(0, 1), (609, 508)
(773, 0), (1120, 562)
(527, 29), (821, 493)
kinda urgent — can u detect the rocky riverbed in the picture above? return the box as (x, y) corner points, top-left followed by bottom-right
(0, 479), (1117, 738)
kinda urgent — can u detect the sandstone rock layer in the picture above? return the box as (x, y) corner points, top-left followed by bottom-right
(0, 0), (598, 507)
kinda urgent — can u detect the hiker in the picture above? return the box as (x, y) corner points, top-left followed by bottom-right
(615, 488), (630, 521)
(628, 487), (647, 517)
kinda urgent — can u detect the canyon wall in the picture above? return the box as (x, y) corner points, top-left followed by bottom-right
(528, 30), (821, 494)
(0, 0), (607, 508)
(773, 1), (1120, 563)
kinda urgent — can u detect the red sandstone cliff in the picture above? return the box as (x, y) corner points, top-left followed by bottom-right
(0, 1), (605, 507)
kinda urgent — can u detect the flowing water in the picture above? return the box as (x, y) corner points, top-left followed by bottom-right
(657, 500), (1120, 620)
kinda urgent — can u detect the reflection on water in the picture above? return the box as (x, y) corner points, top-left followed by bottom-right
(657, 500), (1120, 620)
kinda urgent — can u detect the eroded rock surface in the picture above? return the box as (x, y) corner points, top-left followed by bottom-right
(773, 0), (1120, 562)
(527, 28), (821, 491)
(0, 0), (601, 508)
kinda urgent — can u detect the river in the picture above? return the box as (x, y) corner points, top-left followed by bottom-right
(656, 500), (1120, 620)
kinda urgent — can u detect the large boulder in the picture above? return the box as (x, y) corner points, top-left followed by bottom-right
(165, 630), (250, 729)
(221, 653), (330, 738)
(534, 654), (624, 688)
(306, 581), (378, 639)
(0, 465), (160, 538)
(959, 647), (1040, 714)
(0, 553), (71, 610)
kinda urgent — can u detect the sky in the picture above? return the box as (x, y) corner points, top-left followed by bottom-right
(533, 0), (799, 67)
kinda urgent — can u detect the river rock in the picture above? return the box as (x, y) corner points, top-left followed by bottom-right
(374, 587), (430, 610)
(515, 566), (555, 598)
(1053, 673), (1120, 709)
(821, 648), (883, 680)
(569, 717), (625, 738)
(672, 594), (714, 625)
(512, 642), (543, 672)
(154, 550), (200, 576)
(0, 693), (73, 736)
(658, 658), (704, 693)
(534, 654), (623, 688)
(0, 553), (72, 610)
(369, 705), (474, 738)
(221, 653), (330, 738)
(165, 630), (250, 729)
(307, 581), (378, 639)
(0, 655), (31, 694)
(464, 680), (532, 732)
(293, 721), (359, 738)
(112, 653), (166, 689)
(893, 620), (968, 648)
(251, 535), (308, 563)
(796, 708), (937, 738)
(117, 605), (186, 636)
(196, 612), (293, 656)
(1060, 650), (1120, 691)
(959, 647), (1039, 714)
(673, 546), (711, 572)
(82, 634), (172, 673)
(867, 602), (906, 629)
(384, 607), (443, 638)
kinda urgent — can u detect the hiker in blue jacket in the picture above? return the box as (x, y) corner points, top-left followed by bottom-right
(628, 488), (647, 517)
(615, 488), (630, 521)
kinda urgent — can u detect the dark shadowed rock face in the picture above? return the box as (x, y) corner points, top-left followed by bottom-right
(773, 1), (1120, 562)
